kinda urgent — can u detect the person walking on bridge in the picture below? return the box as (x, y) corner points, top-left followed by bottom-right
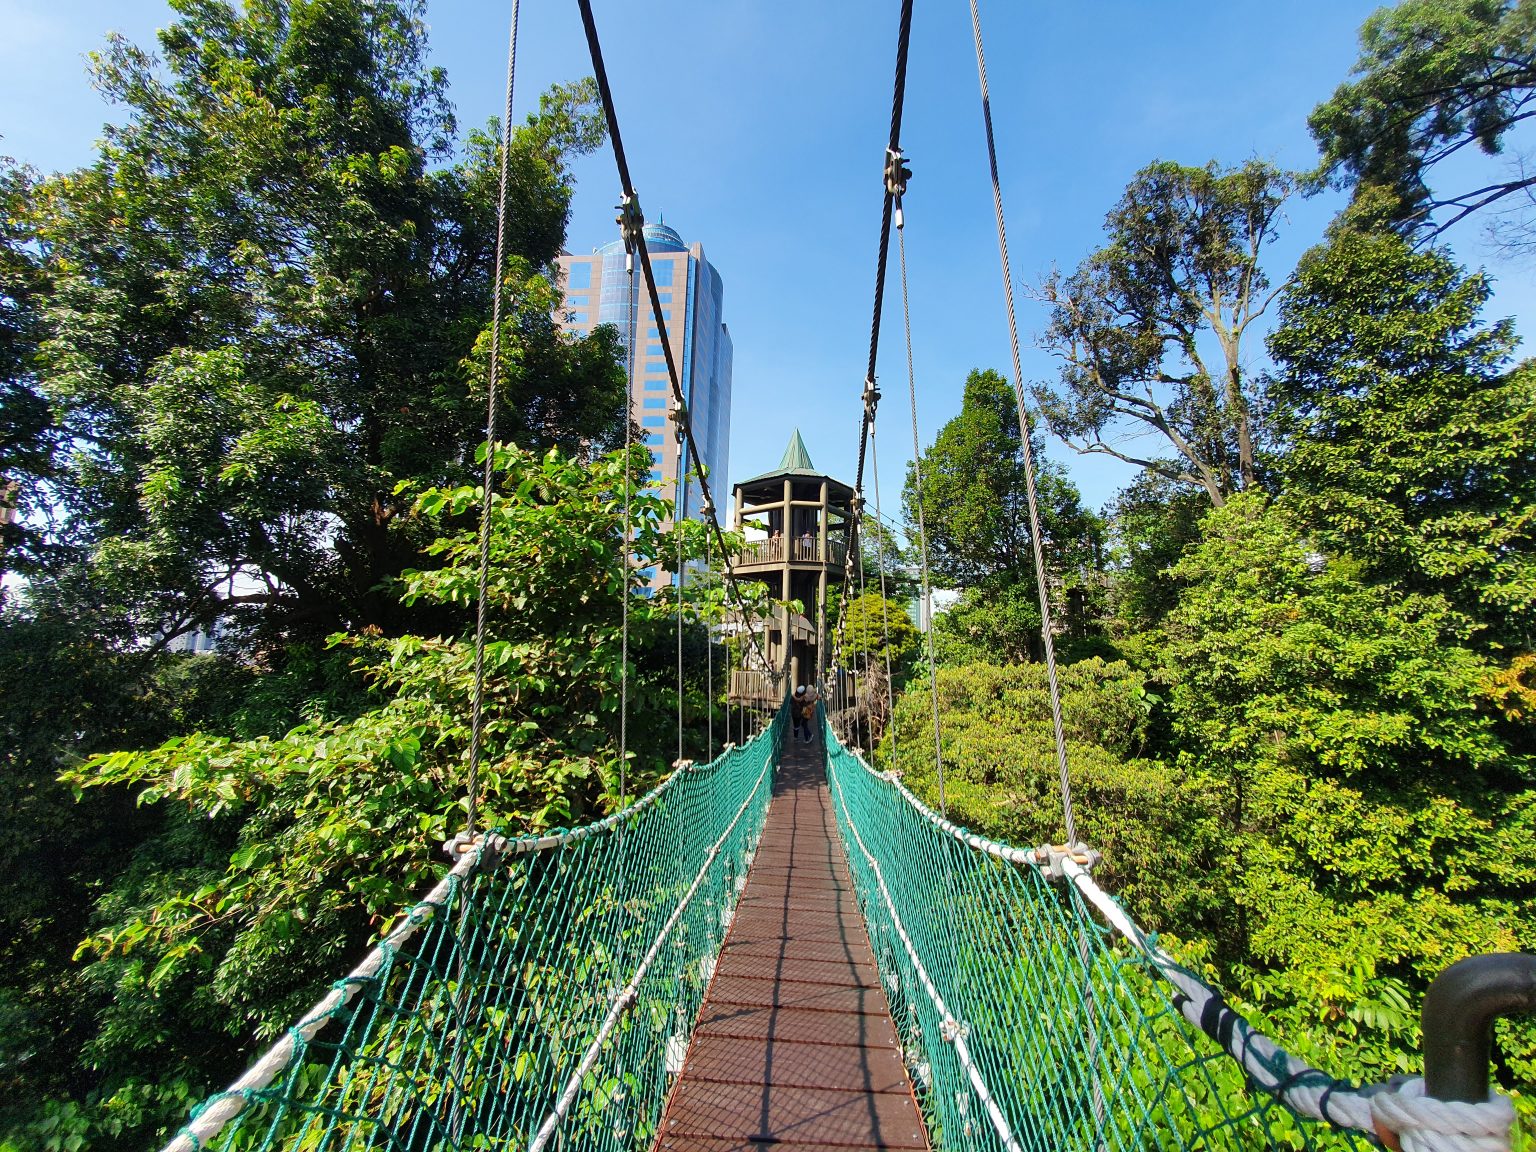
(795, 684), (819, 743)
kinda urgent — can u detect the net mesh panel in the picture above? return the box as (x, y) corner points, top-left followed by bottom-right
(175, 710), (785, 1152)
(822, 716), (1374, 1152)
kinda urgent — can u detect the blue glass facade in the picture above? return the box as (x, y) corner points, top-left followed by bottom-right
(555, 220), (733, 538)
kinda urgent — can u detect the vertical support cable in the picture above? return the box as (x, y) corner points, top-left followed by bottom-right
(868, 427), (898, 762)
(675, 428), (687, 767)
(619, 252), (638, 807)
(966, 7), (1104, 1141)
(706, 527), (714, 762)
(465, 0), (521, 840)
(896, 210), (946, 814)
(966, 0), (1076, 848)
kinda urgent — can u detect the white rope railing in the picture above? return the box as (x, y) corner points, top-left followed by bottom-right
(833, 739), (1517, 1152)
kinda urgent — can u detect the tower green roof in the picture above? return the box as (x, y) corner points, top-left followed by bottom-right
(779, 429), (814, 472)
(736, 429), (852, 492)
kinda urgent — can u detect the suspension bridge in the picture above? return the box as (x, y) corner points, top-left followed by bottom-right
(153, 2), (1532, 1151)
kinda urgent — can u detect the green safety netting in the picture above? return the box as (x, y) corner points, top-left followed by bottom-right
(163, 709), (785, 1152)
(821, 715), (1376, 1152)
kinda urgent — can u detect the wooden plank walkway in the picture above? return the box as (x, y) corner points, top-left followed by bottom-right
(656, 731), (928, 1152)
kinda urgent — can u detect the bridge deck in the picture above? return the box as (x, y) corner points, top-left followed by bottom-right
(656, 733), (928, 1152)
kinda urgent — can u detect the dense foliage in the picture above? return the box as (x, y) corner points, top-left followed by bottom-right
(1032, 160), (1293, 506)
(2, 0), (1535, 1146)
(881, 0), (1536, 1104)
(1310, 0), (1536, 246)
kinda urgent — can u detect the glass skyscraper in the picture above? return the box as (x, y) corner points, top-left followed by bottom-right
(556, 221), (733, 528)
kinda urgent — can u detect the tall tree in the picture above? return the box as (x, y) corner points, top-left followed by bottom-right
(0, 158), (54, 589)
(1266, 230), (1536, 652)
(28, 0), (619, 648)
(1310, 0), (1536, 246)
(1105, 472), (1207, 634)
(904, 368), (1101, 594)
(1033, 161), (1294, 506)
(18, 446), (706, 1149)
(1156, 493), (1536, 1080)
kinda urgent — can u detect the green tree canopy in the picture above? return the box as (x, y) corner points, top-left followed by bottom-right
(1310, 0), (1536, 245)
(34, 445), (704, 1148)
(1266, 230), (1536, 652)
(1034, 160), (1294, 505)
(904, 368), (1101, 594)
(24, 0), (619, 650)
(839, 590), (920, 672)
(0, 158), (55, 588)
(1155, 494), (1536, 1081)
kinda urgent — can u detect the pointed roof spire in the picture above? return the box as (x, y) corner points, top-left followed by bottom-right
(779, 429), (815, 473)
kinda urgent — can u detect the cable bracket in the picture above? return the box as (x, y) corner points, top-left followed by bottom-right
(1032, 841), (1101, 880)
(885, 147), (912, 228)
(616, 193), (645, 255)
(863, 376), (881, 417)
(884, 147), (912, 198)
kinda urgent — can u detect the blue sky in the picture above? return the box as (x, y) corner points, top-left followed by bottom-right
(4, 0), (1533, 518)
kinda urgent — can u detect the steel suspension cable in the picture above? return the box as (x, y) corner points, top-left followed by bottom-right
(853, 0), (915, 503)
(575, 0), (773, 686)
(465, 0), (522, 840)
(706, 526), (714, 762)
(967, 0), (1076, 847)
(675, 433), (686, 767)
(826, 0), (915, 743)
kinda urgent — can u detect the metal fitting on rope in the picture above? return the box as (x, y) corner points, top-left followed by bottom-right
(441, 831), (505, 868)
(1032, 841), (1101, 879)
(851, 492), (865, 518)
(670, 402), (687, 441)
(939, 1017), (970, 1044)
(863, 376), (881, 415)
(616, 193), (645, 254)
(884, 147), (911, 198)
(1422, 953), (1536, 1105)
(885, 147), (912, 228)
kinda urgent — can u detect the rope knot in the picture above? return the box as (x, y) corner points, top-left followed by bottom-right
(1367, 1078), (1515, 1152)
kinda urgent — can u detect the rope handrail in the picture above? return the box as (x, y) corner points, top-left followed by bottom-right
(820, 717), (1517, 1152)
(158, 714), (787, 1152)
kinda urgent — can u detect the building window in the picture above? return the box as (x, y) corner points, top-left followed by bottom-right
(646, 359), (668, 373)
(651, 261), (674, 287)
(643, 397), (666, 409)
(645, 343), (666, 357)
(567, 262), (592, 289)
(644, 433), (664, 446)
(648, 471), (664, 484)
(642, 416), (665, 428)
(657, 292), (672, 303)
(644, 380), (667, 391)
(565, 311), (587, 323)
